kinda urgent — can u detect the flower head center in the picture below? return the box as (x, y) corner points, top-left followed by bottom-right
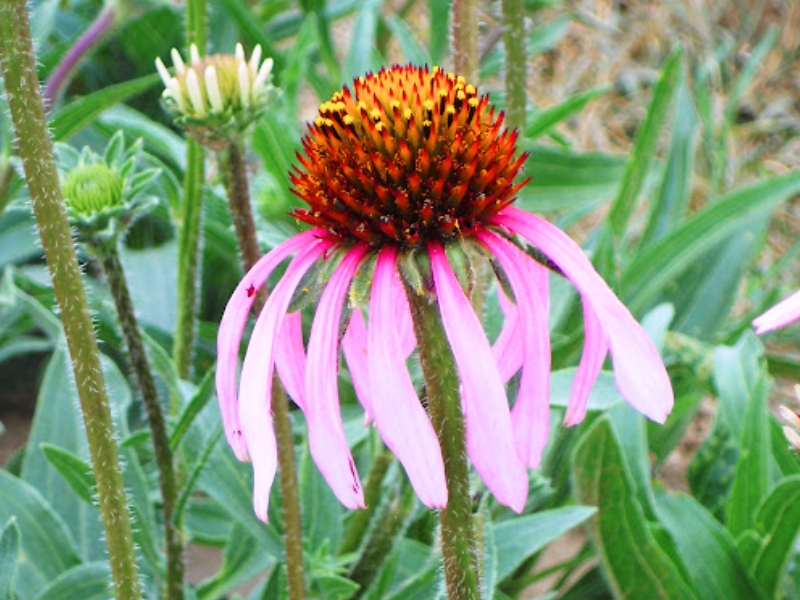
(291, 64), (529, 248)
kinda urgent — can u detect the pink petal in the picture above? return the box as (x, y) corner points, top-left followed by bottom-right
(239, 238), (334, 521)
(394, 284), (417, 357)
(275, 311), (307, 411)
(492, 208), (673, 423)
(564, 301), (607, 426)
(479, 231), (551, 468)
(216, 229), (325, 461)
(305, 245), (369, 510)
(428, 242), (529, 512)
(492, 287), (523, 383)
(753, 290), (800, 334)
(342, 309), (374, 421)
(368, 247), (447, 508)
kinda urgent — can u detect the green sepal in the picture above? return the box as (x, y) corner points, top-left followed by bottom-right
(349, 251), (378, 309)
(287, 247), (344, 313)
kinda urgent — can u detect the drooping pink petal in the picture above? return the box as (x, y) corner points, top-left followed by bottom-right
(305, 245), (369, 510)
(239, 238), (334, 521)
(394, 283), (417, 357)
(275, 311), (307, 411)
(492, 208), (673, 423)
(753, 290), (800, 334)
(216, 229), (325, 461)
(368, 247), (448, 508)
(342, 309), (374, 421)
(564, 301), (607, 426)
(479, 231), (551, 468)
(428, 242), (529, 512)
(492, 286), (523, 382)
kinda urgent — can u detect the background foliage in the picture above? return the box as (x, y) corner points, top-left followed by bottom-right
(2, 0), (800, 598)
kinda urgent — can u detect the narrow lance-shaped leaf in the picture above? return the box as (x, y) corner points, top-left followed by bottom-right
(571, 417), (698, 600)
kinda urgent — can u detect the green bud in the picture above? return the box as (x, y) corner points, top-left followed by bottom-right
(62, 163), (124, 218)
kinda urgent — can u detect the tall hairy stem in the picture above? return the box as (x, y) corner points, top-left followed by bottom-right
(406, 287), (480, 600)
(221, 142), (307, 600)
(0, 2), (141, 597)
(100, 248), (183, 600)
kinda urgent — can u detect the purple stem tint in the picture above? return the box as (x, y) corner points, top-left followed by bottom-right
(44, 5), (117, 107)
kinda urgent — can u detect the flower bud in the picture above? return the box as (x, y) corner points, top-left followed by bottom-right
(156, 43), (276, 148)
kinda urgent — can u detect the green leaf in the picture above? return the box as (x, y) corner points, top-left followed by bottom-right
(516, 146), (627, 213)
(608, 50), (682, 238)
(428, 0), (450, 64)
(196, 523), (273, 600)
(170, 367), (215, 450)
(639, 70), (696, 248)
(571, 417), (698, 600)
(50, 74), (160, 142)
(621, 171), (800, 314)
(32, 561), (112, 600)
(492, 506), (596, 582)
(343, 0), (382, 81)
(654, 491), (766, 600)
(0, 518), (20, 600)
(0, 471), (81, 600)
(39, 444), (95, 505)
(526, 86), (609, 141)
(0, 207), (40, 269)
(726, 376), (770, 538)
(549, 368), (624, 412)
(20, 342), (105, 562)
(747, 475), (800, 598)
(96, 105), (186, 170)
(385, 15), (430, 66)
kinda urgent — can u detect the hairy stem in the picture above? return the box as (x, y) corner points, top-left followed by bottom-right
(173, 140), (204, 382)
(220, 142), (306, 600)
(0, 2), (141, 597)
(501, 0), (527, 131)
(451, 0), (479, 82)
(44, 5), (118, 107)
(100, 248), (183, 600)
(173, 0), (207, 380)
(406, 286), (480, 600)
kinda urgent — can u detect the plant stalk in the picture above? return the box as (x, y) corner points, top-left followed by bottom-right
(451, 0), (479, 82)
(44, 4), (118, 107)
(100, 248), (183, 600)
(405, 285), (480, 600)
(173, 0), (207, 380)
(220, 141), (306, 600)
(173, 140), (204, 382)
(0, 2), (141, 597)
(339, 448), (393, 556)
(501, 0), (527, 131)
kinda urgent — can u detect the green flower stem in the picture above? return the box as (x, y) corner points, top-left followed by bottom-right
(501, 0), (527, 131)
(451, 0), (479, 82)
(271, 378), (306, 600)
(348, 483), (414, 595)
(338, 448), (393, 556)
(100, 247), (183, 600)
(186, 0), (207, 50)
(406, 286), (480, 600)
(173, 0), (206, 380)
(220, 141), (306, 600)
(0, 2), (141, 598)
(173, 140), (204, 382)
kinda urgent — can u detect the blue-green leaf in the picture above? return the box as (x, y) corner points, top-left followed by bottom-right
(492, 506), (596, 582)
(0, 471), (81, 600)
(0, 518), (20, 600)
(32, 562), (112, 600)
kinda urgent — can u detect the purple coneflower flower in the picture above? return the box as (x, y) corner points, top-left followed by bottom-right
(216, 65), (674, 521)
(753, 290), (800, 334)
